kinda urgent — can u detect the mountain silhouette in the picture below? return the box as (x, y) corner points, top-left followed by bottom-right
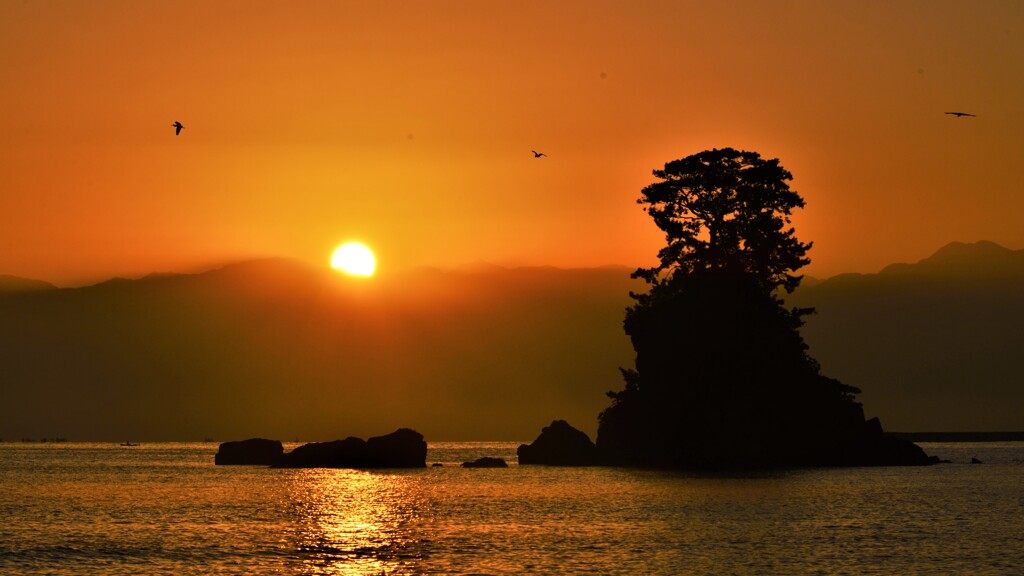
(3, 242), (1022, 441)
(0, 274), (56, 293)
(789, 241), (1024, 433)
(0, 260), (638, 441)
(877, 240), (1024, 277)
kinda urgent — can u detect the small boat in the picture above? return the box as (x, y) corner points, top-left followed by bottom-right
(120, 441), (139, 447)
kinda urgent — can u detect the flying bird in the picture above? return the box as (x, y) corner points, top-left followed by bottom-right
(531, 150), (546, 158)
(172, 121), (184, 135)
(945, 112), (976, 118)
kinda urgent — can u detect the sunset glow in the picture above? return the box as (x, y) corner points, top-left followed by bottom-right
(3, 5), (1023, 574)
(1, 2), (1022, 286)
(331, 242), (376, 277)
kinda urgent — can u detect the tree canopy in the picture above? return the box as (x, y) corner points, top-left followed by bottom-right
(634, 147), (810, 295)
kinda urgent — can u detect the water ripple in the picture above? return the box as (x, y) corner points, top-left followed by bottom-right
(2, 442), (1023, 575)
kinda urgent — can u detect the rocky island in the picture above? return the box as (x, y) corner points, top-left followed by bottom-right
(215, 428), (426, 468)
(526, 149), (941, 469)
(214, 438), (283, 465)
(517, 420), (597, 466)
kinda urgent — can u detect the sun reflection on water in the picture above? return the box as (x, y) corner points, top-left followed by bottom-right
(283, 469), (432, 575)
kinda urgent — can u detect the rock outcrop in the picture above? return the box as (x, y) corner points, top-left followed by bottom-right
(596, 412), (942, 469)
(596, 249), (944, 469)
(366, 428), (429, 467)
(274, 428), (427, 468)
(462, 457), (508, 468)
(275, 437), (368, 468)
(518, 420), (598, 466)
(849, 417), (942, 466)
(214, 438), (284, 465)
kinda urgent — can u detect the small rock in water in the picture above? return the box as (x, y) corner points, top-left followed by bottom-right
(517, 419), (597, 465)
(462, 457), (508, 468)
(215, 438), (283, 465)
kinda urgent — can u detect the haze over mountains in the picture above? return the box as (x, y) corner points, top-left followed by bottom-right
(0, 262), (639, 441)
(1, 241), (1022, 441)
(789, 241), (1024, 433)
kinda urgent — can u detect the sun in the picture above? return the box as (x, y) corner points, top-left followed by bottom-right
(330, 242), (376, 277)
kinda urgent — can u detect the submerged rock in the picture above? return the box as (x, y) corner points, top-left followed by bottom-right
(462, 457), (508, 468)
(274, 428), (427, 468)
(214, 438), (283, 465)
(518, 420), (598, 466)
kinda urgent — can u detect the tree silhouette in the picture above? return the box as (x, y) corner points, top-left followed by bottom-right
(598, 148), (869, 467)
(632, 147), (809, 294)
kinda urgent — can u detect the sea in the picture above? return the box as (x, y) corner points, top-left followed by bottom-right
(1, 441), (1022, 575)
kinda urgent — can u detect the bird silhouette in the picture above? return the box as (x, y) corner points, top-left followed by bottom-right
(945, 112), (976, 118)
(531, 150), (546, 158)
(172, 121), (184, 135)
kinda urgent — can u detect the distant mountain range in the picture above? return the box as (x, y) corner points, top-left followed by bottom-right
(0, 274), (56, 293)
(2, 241), (1021, 441)
(789, 241), (1024, 433)
(0, 260), (640, 441)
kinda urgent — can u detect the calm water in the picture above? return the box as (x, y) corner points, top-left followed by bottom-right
(1, 442), (1022, 575)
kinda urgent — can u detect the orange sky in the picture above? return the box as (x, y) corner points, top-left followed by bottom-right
(2, 0), (1022, 286)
